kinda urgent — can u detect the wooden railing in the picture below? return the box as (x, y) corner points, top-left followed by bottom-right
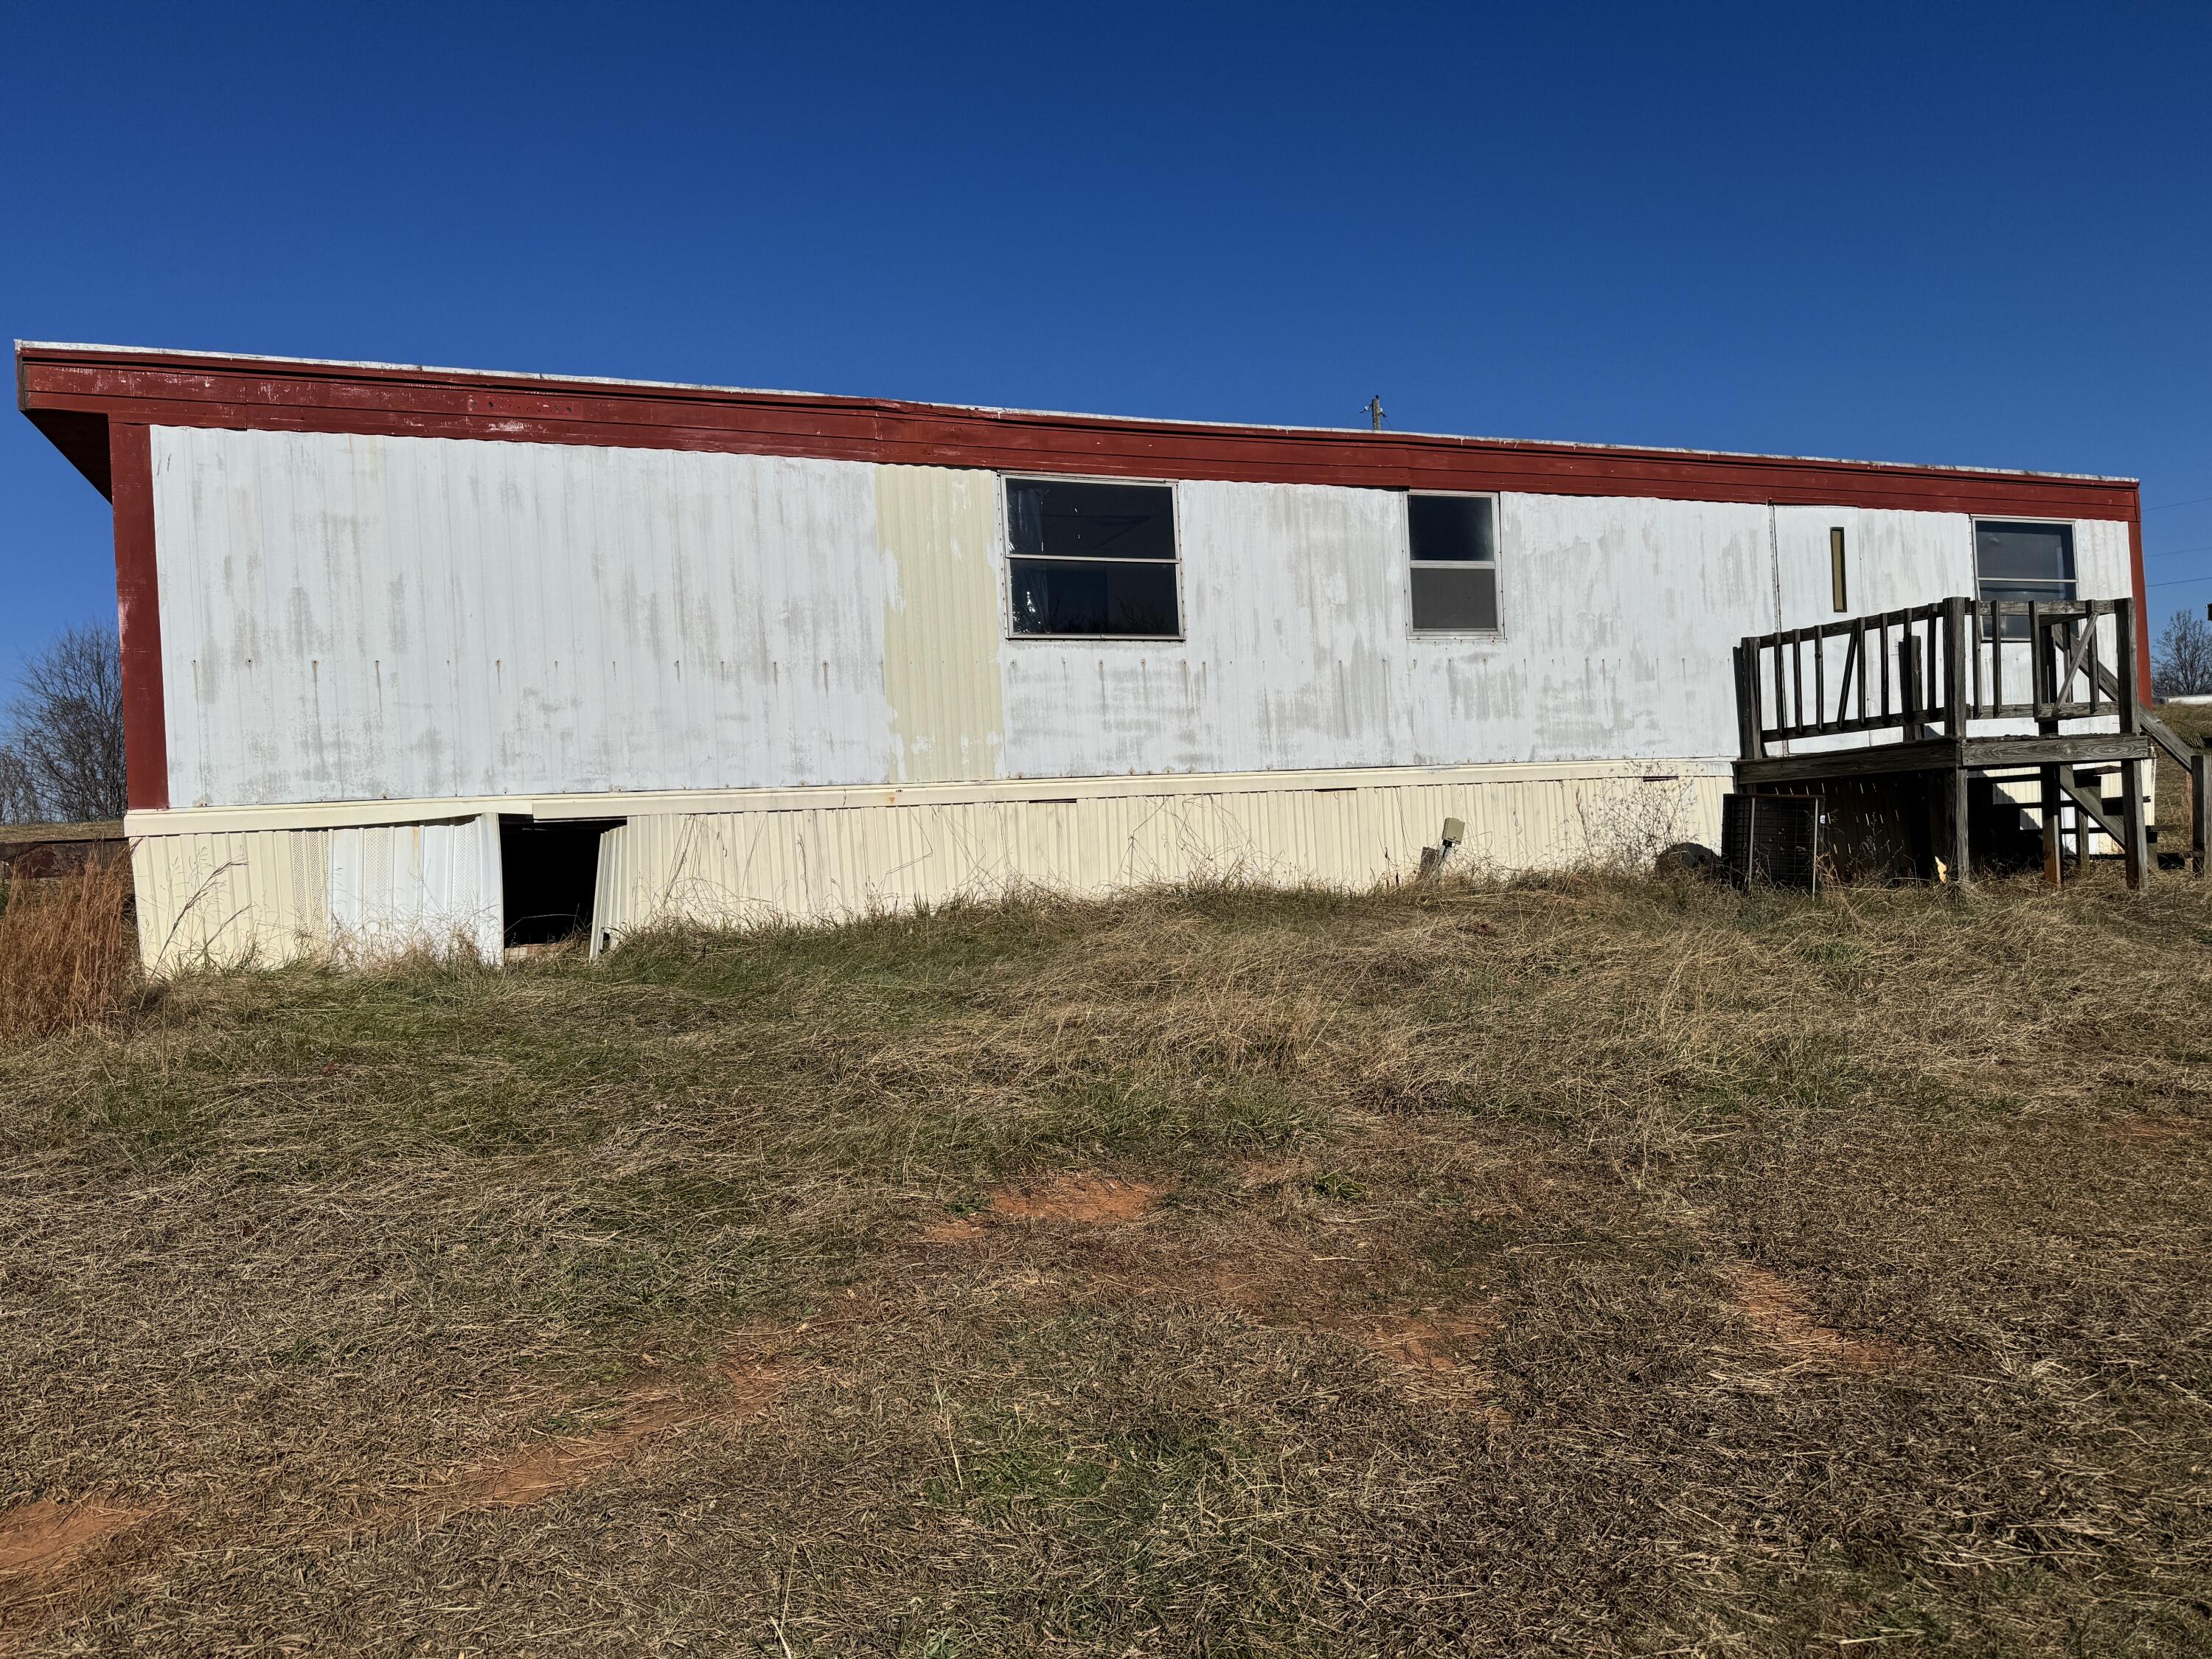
(1734, 596), (2140, 758)
(1736, 595), (2207, 874)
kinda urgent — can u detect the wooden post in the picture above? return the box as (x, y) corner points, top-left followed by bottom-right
(2192, 751), (2208, 876)
(1942, 597), (1971, 737)
(2041, 764), (2063, 887)
(1987, 600), (2003, 710)
(1944, 600), (1972, 885)
(2115, 599), (2146, 888)
(1733, 643), (1764, 762)
(2114, 598), (2140, 736)
(1899, 639), (1924, 742)
(1814, 633), (1826, 734)
(1948, 765), (1972, 886)
(2121, 757), (2149, 890)
(2035, 603), (2059, 886)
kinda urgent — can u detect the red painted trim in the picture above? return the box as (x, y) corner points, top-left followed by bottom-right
(23, 408), (112, 497)
(2129, 504), (2153, 705)
(18, 344), (2137, 522)
(108, 422), (169, 812)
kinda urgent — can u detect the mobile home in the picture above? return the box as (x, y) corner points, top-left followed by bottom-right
(15, 342), (2146, 964)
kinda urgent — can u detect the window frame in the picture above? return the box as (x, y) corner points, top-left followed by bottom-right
(1000, 472), (1186, 643)
(1982, 518), (2079, 641)
(1404, 488), (1504, 638)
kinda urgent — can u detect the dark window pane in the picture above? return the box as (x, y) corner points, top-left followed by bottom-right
(1975, 522), (2075, 585)
(1006, 479), (1176, 560)
(1411, 566), (1498, 631)
(1409, 494), (1495, 563)
(1009, 558), (1180, 636)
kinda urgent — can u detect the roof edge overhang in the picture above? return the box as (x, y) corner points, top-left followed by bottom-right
(15, 340), (2141, 520)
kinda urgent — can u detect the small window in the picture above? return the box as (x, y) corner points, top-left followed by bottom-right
(1975, 520), (2076, 639)
(1408, 493), (1499, 632)
(1829, 526), (1848, 612)
(1006, 479), (1180, 637)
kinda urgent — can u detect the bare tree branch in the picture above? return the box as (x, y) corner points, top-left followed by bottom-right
(1, 624), (128, 824)
(0, 743), (37, 824)
(2154, 611), (2212, 701)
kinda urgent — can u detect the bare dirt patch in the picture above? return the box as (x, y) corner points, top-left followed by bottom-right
(909, 1189), (1509, 1413)
(1723, 1263), (1908, 1374)
(429, 1356), (792, 1514)
(449, 1394), (694, 1510)
(1069, 1217), (1507, 1411)
(0, 1500), (144, 1586)
(0, 1504), (145, 1593)
(1349, 1307), (1499, 1374)
(987, 1175), (1170, 1225)
(1315, 1304), (1508, 1419)
(1337, 1309), (1508, 1425)
(0, 1499), (151, 1655)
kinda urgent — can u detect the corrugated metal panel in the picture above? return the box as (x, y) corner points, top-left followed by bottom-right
(877, 466), (1004, 783)
(588, 821), (628, 959)
(327, 815), (502, 963)
(150, 428), (893, 809)
(133, 827), (331, 970)
(588, 767), (1728, 940)
(134, 767), (1727, 967)
(135, 814), (503, 971)
(147, 427), (2138, 819)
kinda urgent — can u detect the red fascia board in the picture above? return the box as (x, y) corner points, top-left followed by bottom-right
(107, 422), (168, 812)
(23, 407), (113, 497)
(18, 344), (2140, 521)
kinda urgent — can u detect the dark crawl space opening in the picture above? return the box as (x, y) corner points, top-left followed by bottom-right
(499, 817), (621, 947)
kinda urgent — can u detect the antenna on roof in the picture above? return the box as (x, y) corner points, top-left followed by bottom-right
(1366, 394), (1385, 432)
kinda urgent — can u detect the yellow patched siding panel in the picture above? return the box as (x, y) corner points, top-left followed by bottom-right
(876, 465), (1005, 784)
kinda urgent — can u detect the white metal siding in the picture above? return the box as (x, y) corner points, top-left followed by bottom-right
(1770, 506), (2132, 629)
(142, 428), (2104, 817)
(151, 428), (893, 807)
(327, 815), (502, 962)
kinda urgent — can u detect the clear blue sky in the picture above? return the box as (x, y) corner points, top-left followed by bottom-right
(2, 1), (2206, 674)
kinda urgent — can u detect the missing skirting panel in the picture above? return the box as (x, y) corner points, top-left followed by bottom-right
(499, 817), (622, 947)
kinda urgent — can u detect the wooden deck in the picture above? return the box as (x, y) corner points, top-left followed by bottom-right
(1733, 597), (2205, 887)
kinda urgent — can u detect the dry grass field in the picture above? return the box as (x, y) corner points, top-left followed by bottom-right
(0, 858), (131, 1043)
(2154, 702), (2212, 849)
(2, 866), (2211, 1655)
